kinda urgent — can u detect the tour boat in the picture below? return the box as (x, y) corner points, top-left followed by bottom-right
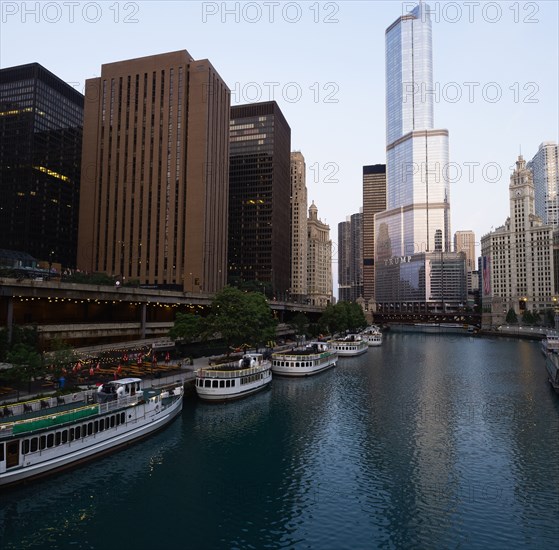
(194, 353), (272, 402)
(271, 342), (338, 376)
(329, 334), (368, 356)
(541, 334), (559, 357)
(361, 326), (383, 347)
(0, 378), (184, 488)
(545, 352), (559, 393)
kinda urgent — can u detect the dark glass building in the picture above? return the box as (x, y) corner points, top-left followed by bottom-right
(229, 101), (291, 297)
(0, 63), (83, 268)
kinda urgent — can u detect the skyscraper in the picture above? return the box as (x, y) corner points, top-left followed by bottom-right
(228, 101), (291, 298)
(454, 230), (476, 293)
(338, 212), (364, 302)
(77, 51), (230, 292)
(0, 63), (83, 268)
(307, 202), (332, 307)
(528, 141), (559, 226)
(375, 3), (464, 313)
(481, 155), (555, 324)
(290, 151), (308, 302)
(363, 164), (386, 307)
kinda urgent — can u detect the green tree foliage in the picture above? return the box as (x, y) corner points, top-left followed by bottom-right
(505, 308), (518, 324)
(6, 343), (43, 392)
(289, 312), (309, 341)
(544, 308), (556, 327)
(169, 312), (203, 343)
(47, 338), (78, 378)
(522, 309), (535, 325)
(11, 325), (39, 349)
(0, 328), (9, 361)
(319, 301), (367, 335)
(205, 287), (277, 351)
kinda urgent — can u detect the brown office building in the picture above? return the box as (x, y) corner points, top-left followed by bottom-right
(363, 164), (386, 307)
(229, 102), (291, 298)
(78, 51), (230, 292)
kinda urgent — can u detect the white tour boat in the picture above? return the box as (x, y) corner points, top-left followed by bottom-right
(541, 334), (559, 357)
(361, 326), (383, 347)
(329, 334), (368, 357)
(0, 377), (184, 488)
(271, 342), (338, 376)
(195, 353), (272, 402)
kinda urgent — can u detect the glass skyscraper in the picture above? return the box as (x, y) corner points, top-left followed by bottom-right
(375, 3), (464, 312)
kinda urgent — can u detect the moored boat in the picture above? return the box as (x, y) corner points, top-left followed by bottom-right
(0, 378), (184, 488)
(545, 351), (559, 393)
(361, 326), (383, 347)
(329, 334), (368, 356)
(271, 342), (338, 376)
(541, 334), (559, 357)
(194, 353), (272, 402)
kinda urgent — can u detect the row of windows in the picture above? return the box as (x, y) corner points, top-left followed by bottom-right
(20, 412), (127, 455)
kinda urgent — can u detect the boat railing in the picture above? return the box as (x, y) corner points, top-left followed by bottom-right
(97, 394), (141, 414)
(196, 364), (268, 379)
(0, 403), (99, 438)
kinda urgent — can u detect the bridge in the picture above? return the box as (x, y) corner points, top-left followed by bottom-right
(373, 311), (482, 328)
(0, 278), (324, 348)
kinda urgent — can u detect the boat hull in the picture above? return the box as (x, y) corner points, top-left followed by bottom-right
(271, 356), (337, 377)
(545, 353), (559, 393)
(0, 391), (183, 488)
(196, 378), (271, 402)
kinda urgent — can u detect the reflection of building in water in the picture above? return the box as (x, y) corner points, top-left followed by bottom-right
(375, 3), (466, 313)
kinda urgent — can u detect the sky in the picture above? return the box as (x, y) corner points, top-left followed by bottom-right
(1, 0), (558, 292)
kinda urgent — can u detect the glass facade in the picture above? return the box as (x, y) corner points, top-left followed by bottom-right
(376, 3), (461, 309)
(0, 63), (83, 268)
(228, 102), (291, 297)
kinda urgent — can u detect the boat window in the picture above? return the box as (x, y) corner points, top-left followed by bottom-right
(212, 380), (218, 388)
(75, 426), (81, 439)
(56, 432), (61, 446)
(105, 417), (110, 429)
(110, 416), (115, 428)
(40, 435), (46, 450)
(62, 430), (68, 444)
(47, 434), (54, 448)
(88, 422), (94, 435)
(121, 413), (125, 423)
(231, 380), (235, 387)
(94, 420), (99, 432)
(204, 380), (211, 388)
(226, 380), (230, 388)
(22, 440), (30, 454)
(0, 443), (4, 461)
(220, 380), (225, 388)
(31, 438), (38, 452)
(116, 415), (120, 426)
(69, 428), (75, 442)
(99, 420), (104, 432)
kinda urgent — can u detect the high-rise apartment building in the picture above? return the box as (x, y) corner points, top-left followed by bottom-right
(290, 151), (308, 302)
(454, 230), (476, 292)
(78, 51), (230, 292)
(375, 3), (465, 313)
(338, 212), (364, 302)
(228, 101), (291, 297)
(307, 202), (332, 307)
(528, 141), (559, 226)
(338, 219), (352, 302)
(363, 164), (386, 307)
(481, 155), (555, 324)
(0, 63), (83, 268)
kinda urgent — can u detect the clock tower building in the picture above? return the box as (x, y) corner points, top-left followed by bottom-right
(481, 155), (556, 325)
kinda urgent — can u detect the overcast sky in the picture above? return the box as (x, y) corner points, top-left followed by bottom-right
(2, 1), (558, 291)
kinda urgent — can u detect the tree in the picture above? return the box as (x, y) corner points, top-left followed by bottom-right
(6, 343), (43, 393)
(48, 338), (78, 379)
(505, 308), (518, 324)
(289, 313), (309, 344)
(522, 309), (535, 325)
(319, 301), (367, 335)
(205, 287), (277, 352)
(169, 312), (203, 344)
